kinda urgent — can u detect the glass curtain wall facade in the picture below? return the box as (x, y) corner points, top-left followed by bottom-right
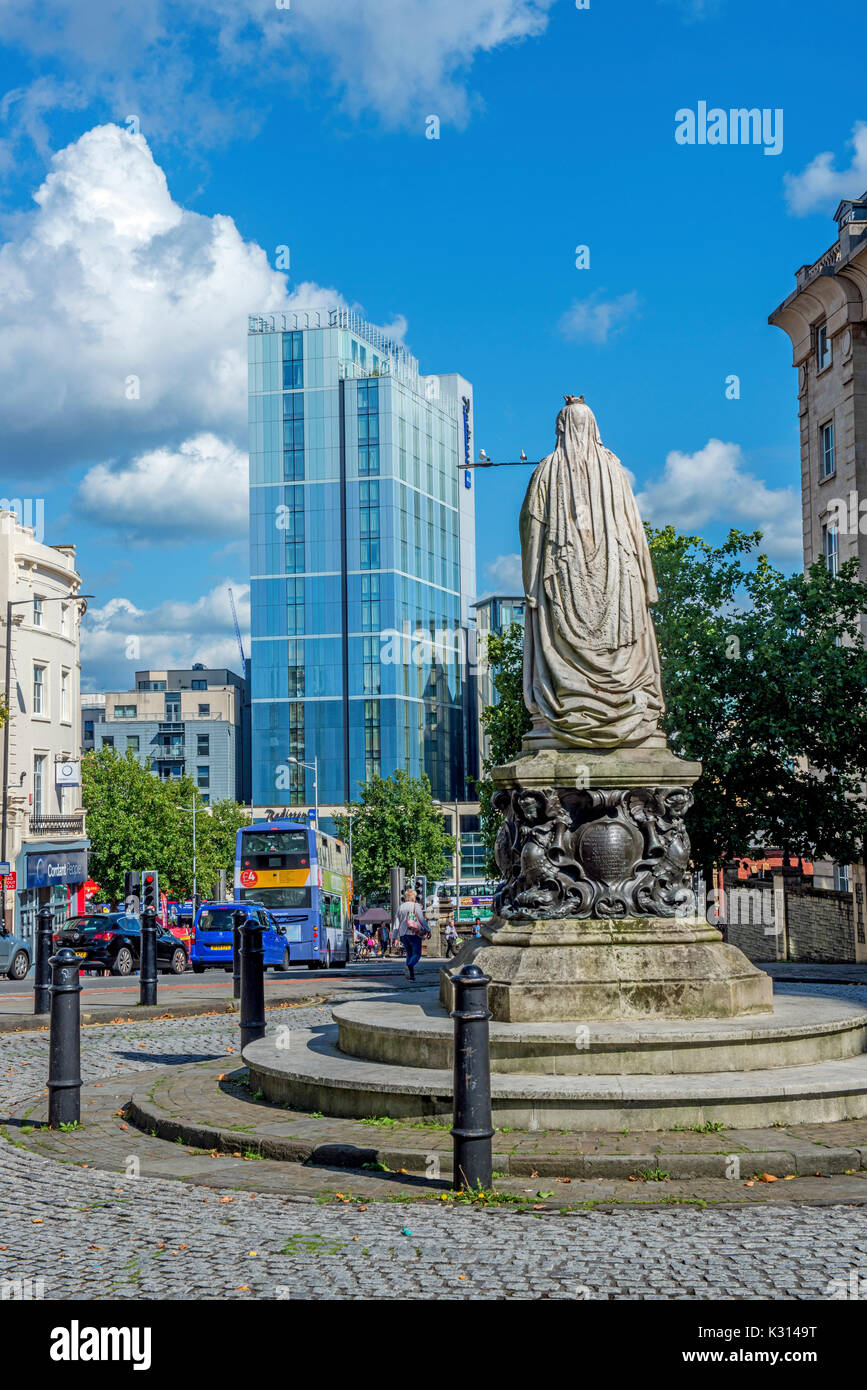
(248, 308), (477, 808)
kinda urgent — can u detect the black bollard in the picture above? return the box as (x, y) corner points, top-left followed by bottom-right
(47, 947), (82, 1127)
(232, 909), (245, 1000)
(239, 915), (265, 1050)
(34, 903), (54, 1015)
(140, 909), (158, 1006)
(450, 963), (494, 1192)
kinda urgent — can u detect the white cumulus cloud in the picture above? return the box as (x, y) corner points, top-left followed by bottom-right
(784, 122), (867, 217)
(635, 438), (802, 566)
(0, 123), (345, 473)
(0, 0), (556, 139)
(81, 580), (250, 691)
(76, 434), (247, 541)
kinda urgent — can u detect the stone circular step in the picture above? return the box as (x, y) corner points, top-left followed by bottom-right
(243, 1017), (867, 1132)
(333, 989), (867, 1075)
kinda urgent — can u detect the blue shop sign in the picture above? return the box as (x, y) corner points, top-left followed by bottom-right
(26, 849), (88, 888)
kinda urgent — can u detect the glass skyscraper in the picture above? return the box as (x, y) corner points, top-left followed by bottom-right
(248, 307), (477, 809)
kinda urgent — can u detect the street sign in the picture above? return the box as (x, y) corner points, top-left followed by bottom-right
(308, 808), (317, 821)
(0, 862), (9, 875)
(2, 872), (16, 890)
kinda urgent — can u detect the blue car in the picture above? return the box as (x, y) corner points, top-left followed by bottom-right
(190, 902), (290, 973)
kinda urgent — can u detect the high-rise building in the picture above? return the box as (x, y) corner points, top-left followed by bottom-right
(247, 307), (477, 810)
(769, 191), (867, 922)
(90, 666), (250, 804)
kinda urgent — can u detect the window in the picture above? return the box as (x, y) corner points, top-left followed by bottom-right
(138, 680), (166, 691)
(361, 573), (380, 632)
(165, 694), (180, 719)
(197, 734), (210, 756)
(817, 323), (832, 371)
(364, 699), (380, 781)
(288, 640), (305, 697)
(101, 736), (114, 748)
(283, 391), (305, 480)
(61, 669), (70, 722)
(113, 704), (137, 719)
(823, 523), (839, 576)
(33, 596), (43, 628)
(287, 579), (305, 636)
(197, 767), (210, 788)
(360, 479), (380, 569)
(362, 636), (381, 694)
(191, 679), (207, 691)
(60, 604), (68, 637)
(33, 754), (46, 816)
(282, 330), (303, 389)
(33, 664), (46, 715)
(820, 421), (835, 479)
(357, 380), (379, 476)
(198, 703), (210, 716)
(127, 735), (140, 752)
(834, 864), (851, 892)
(84, 720), (94, 739)
(281, 488), (305, 573)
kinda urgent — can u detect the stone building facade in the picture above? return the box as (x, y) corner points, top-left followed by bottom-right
(769, 191), (867, 916)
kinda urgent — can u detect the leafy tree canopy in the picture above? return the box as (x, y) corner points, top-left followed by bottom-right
(82, 747), (249, 902)
(334, 769), (455, 899)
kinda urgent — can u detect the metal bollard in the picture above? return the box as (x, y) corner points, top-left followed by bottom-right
(34, 904), (54, 1015)
(232, 909), (245, 1000)
(450, 963), (494, 1192)
(140, 909), (158, 1006)
(47, 947), (82, 1127)
(239, 915), (266, 1050)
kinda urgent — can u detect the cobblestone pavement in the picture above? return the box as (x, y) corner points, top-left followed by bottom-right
(3, 983), (867, 1299)
(0, 1005), (334, 1107)
(3, 1137), (867, 1299)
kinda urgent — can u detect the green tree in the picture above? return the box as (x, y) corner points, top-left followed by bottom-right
(477, 623), (530, 873)
(334, 769), (455, 899)
(81, 747), (248, 901)
(647, 527), (867, 878)
(476, 529), (867, 878)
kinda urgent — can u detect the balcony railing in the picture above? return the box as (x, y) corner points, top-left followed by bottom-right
(28, 813), (86, 837)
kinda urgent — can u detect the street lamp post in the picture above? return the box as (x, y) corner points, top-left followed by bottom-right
(1, 592), (92, 932)
(177, 800), (198, 909)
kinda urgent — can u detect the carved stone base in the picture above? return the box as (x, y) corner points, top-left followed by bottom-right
(439, 916), (774, 1022)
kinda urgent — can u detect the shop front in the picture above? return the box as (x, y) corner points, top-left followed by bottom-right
(15, 843), (89, 945)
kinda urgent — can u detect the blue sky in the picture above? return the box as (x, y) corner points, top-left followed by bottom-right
(0, 0), (865, 689)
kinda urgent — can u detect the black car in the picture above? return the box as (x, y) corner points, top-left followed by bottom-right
(55, 913), (188, 976)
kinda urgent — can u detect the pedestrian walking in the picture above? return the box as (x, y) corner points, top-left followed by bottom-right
(444, 918), (459, 959)
(392, 888), (429, 981)
(378, 922), (390, 957)
(472, 916), (482, 938)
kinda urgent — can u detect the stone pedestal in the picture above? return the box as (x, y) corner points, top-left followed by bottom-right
(439, 742), (773, 1022)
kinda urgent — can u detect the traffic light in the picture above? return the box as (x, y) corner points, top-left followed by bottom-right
(141, 869), (159, 915)
(123, 870), (141, 917)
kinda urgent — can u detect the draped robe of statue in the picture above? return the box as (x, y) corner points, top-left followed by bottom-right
(520, 397), (665, 749)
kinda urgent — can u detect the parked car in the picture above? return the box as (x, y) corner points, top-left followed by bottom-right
(0, 927), (31, 980)
(54, 913), (188, 976)
(191, 902), (289, 973)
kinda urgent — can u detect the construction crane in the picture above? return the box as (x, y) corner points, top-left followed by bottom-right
(228, 586), (247, 682)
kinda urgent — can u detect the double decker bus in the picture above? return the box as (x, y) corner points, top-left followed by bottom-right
(234, 820), (352, 969)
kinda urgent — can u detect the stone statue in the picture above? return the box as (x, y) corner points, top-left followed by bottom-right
(520, 395), (665, 750)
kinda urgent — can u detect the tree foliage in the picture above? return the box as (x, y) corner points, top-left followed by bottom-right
(477, 529), (867, 874)
(81, 747), (249, 902)
(333, 769), (455, 899)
